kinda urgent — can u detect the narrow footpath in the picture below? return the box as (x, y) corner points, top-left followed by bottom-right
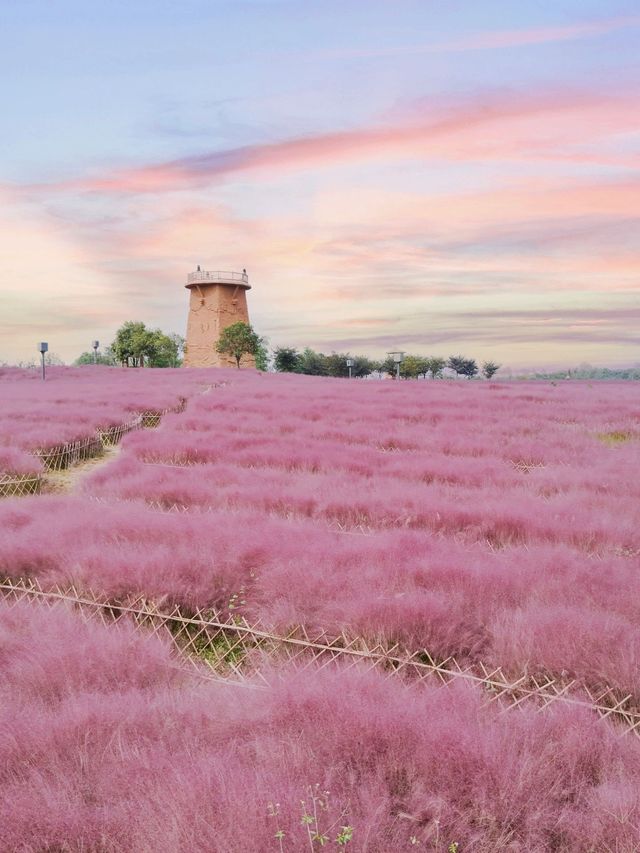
(42, 445), (121, 495)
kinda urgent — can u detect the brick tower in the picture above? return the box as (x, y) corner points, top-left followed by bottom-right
(183, 268), (254, 368)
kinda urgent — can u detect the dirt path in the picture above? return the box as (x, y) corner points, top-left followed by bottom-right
(15, 384), (219, 500)
(42, 445), (121, 495)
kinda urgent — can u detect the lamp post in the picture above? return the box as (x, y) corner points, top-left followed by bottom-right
(387, 351), (405, 380)
(92, 340), (99, 364)
(346, 358), (353, 379)
(38, 342), (48, 381)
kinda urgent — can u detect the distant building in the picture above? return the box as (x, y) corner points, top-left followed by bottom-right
(183, 268), (254, 368)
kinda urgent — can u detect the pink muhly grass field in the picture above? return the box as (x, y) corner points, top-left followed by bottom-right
(1, 493), (640, 697)
(1, 371), (639, 695)
(1, 367), (640, 848)
(2, 598), (640, 852)
(66, 374), (639, 692)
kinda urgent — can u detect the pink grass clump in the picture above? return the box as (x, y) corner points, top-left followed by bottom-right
(0, 446), (42, 477)
(0, 365), (216, 455)
(2, 598), (640, 852)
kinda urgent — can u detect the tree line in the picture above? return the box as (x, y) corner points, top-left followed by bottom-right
(74, 320), (500, 378)
(532, 364), (640, 381)
(19, 318), (635, 378)
(45, 320), (640, 380)
(273, 347), (500, 379)
(211, 327), (501, 378)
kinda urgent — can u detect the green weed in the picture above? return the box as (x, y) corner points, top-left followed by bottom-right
(596, 430), (634, 446)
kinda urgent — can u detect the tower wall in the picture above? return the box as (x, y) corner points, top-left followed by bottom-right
(184, 276), (255, 368)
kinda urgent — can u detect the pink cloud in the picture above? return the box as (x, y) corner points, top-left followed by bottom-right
(19, 88), (640, 198)
(434, 16), (640, 52)
(311, 178), (640, 230)
(313, 15), (640, 59)
(36, 172), (639, 312)
(4, 81), (638, 365)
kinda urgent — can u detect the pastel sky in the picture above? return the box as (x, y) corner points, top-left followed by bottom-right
(1, 0), (639, 367)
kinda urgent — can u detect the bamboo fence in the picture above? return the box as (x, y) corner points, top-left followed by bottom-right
(140, 397), (187, 428)
(0, 473), (43, 498)
(36, 434), (106, 472)
(97, 414), (144, 446)
(1, 576), (639, 737)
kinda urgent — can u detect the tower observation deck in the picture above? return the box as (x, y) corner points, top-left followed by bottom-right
(183, 268), (254, 368)
(186, 269), (251, 289)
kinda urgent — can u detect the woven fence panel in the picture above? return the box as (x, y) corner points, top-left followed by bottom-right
(98, 415), (143, 446)
(140, 398), (187, 429)
(36, 434), (105, 471)
(0, 474), (42, 498)
(1, 577), (639, 737)
(140, 411), (163, 428)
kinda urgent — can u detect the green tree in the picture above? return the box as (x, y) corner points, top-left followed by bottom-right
(299, 348), (328, 376)
(111, 322), (183, 367)
(144, 331), (182, 367)
(74, 350), (117, 366)
(350, 356), (375, 377)
(274, 347), (301, 373)
(417, 356), (430, 378)
(461, 358), (479, 379)
(216, 322), (261, 368)
(325, 353), (349, 378)
(380, 356), (398, 378)
(427, 356), (446, 379)
(482, 360), (501, 380)
(254, 336), (270, 371)
(400, 355), (429, 379)
(167, 333), (185, 366)
(447, 355), (478, 379)
(112, 321), (153, 367)
(447, 355), (466, 377)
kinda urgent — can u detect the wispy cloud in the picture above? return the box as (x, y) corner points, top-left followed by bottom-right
(317, 307), (640, 352)
(307, 15), (640, 60)
(454, 306), (640, 325)
(17, 87), (639, 198)
(5, 79), (640, 365)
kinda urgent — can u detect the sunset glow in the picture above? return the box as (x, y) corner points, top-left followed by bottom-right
(1, 1), (638, 366)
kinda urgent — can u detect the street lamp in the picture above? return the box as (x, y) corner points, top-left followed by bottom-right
(387, 351), (405, 380)
(92, 340), (100, 364)
(38, 342), (48, 381)
(346, 358), (354, 379)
